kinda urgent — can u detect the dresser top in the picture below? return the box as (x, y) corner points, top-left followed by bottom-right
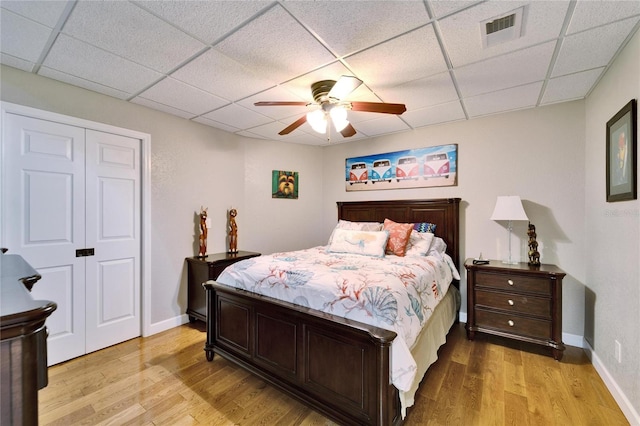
(464, 258), (566, 277)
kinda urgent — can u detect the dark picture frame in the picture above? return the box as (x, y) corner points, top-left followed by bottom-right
(606, 99), (637, 202)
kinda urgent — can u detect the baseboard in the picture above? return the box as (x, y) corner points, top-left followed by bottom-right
(146, 314), (190, 336)
(584, 340), (640, 426)
(562, 331), (584, 348)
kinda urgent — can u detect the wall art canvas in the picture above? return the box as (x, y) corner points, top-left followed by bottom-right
(345, 144), (458, 191)
(272, 170), (299, 199)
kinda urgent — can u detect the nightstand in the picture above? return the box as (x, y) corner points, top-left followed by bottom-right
(185, 251), (260, 322)
(465, 259), (566, 360)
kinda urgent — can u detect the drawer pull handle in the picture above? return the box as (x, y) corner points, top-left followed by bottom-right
(508, 279), (514, 286)
(508, 320), (515, 327)
(508, 299), (514, 306)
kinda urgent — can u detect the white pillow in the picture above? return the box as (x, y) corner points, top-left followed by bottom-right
(426, 236), (447, 259)
(404, 231), (435, 256)
(328, 220), (383, 244)
(327, 229), (389, 257)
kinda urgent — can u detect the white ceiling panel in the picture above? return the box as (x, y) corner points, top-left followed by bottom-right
(202, 104), (273, 130)
(283, 1), (431, 57)
(136, 77), (228, 116)
(0, 9), (53, 62)
(541, 68), (604, 105)
(0, 0), (70, 28)
(171, 49), (275, 101)
(215, 5), (336, 84)
(41, 34), (164, 95)
(402, 100), (466, 128)
(455, 41), (555, 98)
(465, 82), (544, 118)
(345, 25), (447, 90)
(552, 16), (640, 77)
(377, 71), (459, 110)
(62, 1), (206, 73)
(134, 0), (270, 44)
(567, 0), (640, 35)
(1, 0), (638, 144)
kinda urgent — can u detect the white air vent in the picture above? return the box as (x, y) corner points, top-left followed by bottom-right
(481, 6), (525, 48)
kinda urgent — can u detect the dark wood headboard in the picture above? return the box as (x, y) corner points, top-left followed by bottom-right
(337, 198), (461, 271)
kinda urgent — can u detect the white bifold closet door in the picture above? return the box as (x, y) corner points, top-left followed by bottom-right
(3, 113), (141, 365)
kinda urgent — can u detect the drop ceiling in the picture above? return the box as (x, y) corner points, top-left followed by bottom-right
(1, 0), (639, 146)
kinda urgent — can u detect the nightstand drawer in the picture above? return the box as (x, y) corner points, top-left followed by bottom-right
(475, 290), (551, 318)
(475, 308), (552, 339)
(475, 271), (551, 295)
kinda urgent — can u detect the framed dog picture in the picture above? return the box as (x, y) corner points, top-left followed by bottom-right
(272, 170), (298, 199)
(606, 99), (637, 202)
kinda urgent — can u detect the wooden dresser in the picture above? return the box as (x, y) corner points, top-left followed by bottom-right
(465, 259), (566, 360)
(1, 254), (57, 426)
(185, 251), (260, 322)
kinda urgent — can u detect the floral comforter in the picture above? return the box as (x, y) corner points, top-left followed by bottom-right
(215, 245), (454, 392)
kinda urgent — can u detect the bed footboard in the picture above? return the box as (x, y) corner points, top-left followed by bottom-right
(203, 281), (402, 426)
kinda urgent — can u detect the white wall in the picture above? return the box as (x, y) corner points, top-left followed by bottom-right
(584, 29), (640, 421)
(0, 65), (324, 330)
(322, 101), (587, 339)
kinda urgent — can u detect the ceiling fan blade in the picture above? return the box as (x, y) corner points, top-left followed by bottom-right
(340, 123), (357, 138)
(278, 115), (307, 135)
(328, 75), (363, 100)
(350, 101), (407, 115)
(254, 101), (309, 107)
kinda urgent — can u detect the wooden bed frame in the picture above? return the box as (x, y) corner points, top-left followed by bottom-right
(203, 198), (461, 425)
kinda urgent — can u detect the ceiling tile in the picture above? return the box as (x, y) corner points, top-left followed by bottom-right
(134, 0), (270, 44)
(0, 0), (70, 28)
(402, 100), (466, 128)
(284, 1), (431, 57)
(0, 9), (52, 62)
(192, 116), (240, 133)
(541, 68), (604, 105)
(428, 1), (482, 19)
(62, 1), (205, 73)
(465, 82), (543, 117)
(202, 104), (273, 130)
(41, 34), (163, 95)
(455, 41), (555, 98)
(345, 24), (447, 90)
(136, 77), (229, 115)
(353, 115), (411, 136)
(171, 49), (275, 101)
(439, 1), (569, 67)
(130, 96), (194, 120)
(215, 4), (336, 83)
(0, 54), (35, 72)
(38, 66), (132, 100)
(376, 71), (459, 110)
(552, 17), (640, 77)
(567, 0), (640, 35)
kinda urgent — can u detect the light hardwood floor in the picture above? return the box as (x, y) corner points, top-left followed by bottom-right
(39, 321), (629, 425)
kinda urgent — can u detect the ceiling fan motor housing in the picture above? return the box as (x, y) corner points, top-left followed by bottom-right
(311, 80), (337, 103)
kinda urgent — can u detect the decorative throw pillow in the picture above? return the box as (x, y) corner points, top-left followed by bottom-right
(327, 229), (389, 257)
(426, 236), (448, 259)
(328, 220), (383, 244)
(405, 231), (435, 257)
(414, 222), (437, 233)
(383, 219), (414, 256)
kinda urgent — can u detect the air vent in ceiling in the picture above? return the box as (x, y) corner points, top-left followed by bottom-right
(481, 6), (525, 48)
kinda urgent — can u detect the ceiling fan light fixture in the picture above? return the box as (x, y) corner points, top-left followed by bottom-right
(330, 106), (349, 132)
(306, 109), (327, 134)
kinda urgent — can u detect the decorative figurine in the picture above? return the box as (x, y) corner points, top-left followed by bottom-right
(527, 222), (540, 266)
(197, 206), (208, 258)
(228, 208), (238, 254)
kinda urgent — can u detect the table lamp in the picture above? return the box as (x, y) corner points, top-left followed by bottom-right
(490, 195), (529, 264)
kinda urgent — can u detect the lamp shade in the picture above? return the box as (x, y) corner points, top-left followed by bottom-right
(490, 196), (528, 221)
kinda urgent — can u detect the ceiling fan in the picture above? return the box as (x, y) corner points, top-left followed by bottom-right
(254, 75), (407, 138)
